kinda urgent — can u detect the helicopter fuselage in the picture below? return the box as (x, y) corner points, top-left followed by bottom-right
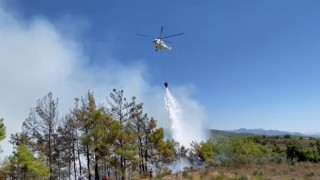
(153, 38), (172, 51)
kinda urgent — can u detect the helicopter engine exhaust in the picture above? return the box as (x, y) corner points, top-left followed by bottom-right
(164, 82), (168, 88)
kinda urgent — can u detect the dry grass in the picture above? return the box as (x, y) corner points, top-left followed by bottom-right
(155, 162), (320, 180)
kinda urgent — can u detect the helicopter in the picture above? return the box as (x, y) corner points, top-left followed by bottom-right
(136, 26), (184, 51)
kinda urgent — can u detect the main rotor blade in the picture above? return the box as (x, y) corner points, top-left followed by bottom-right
(136, 34), (153, 38)
(162, 33), (184, 39)
(160, 26), (163, 38)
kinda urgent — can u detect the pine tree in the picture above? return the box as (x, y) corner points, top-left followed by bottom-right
(22, 92), (59, 180)
(56, 114), (79, 179)
(0, 118), (5, 142)
(74, 91), (95, 180)
(74, 91), (113, 180)
(2, 145), (49, 179)
(107, 89), (139, 180)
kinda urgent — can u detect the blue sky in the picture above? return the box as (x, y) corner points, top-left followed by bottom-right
(4, 0), (320, 133)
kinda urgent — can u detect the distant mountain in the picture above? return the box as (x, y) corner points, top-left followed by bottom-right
(230, 128), (304, 136)
(209, 128), (320, 140)
(209, 129), (255, 139)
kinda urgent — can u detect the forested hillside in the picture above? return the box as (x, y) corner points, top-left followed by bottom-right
(1, 91), (320, 180)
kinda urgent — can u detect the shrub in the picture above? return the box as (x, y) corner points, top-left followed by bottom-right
(284, 134), (291, 139)
(216, 172), (224, 180)
(253, 170), (263, 176)
(305, 171), (314, 177)
(182, 171), (189, 178)
(236, 174), (248, 180)
(155, 166), (172, 178)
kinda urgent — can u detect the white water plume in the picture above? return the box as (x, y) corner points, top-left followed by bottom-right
(164, 88), (184, 144)
(164, 88), (207, 147)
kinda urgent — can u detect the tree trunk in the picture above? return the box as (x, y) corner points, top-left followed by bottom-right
(144, 137), (148, 172)
(87, 144), (91, 180)
(94, 151), (100, 180)
(69, 147), (71, 180)
(120, 155), (124, 180)
(76, 130), (82, 176)
(73, 138), (77, 180)
(49, 128), (52, 180)
(138, 136), (144, 174)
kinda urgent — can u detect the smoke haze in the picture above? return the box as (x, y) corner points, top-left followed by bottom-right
(0, 3), (209, 157)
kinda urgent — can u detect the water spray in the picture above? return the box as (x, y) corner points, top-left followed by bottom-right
(164, 88), (208, 172)
(164, 88), (207, 148)
(164, 88), (185, 146)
